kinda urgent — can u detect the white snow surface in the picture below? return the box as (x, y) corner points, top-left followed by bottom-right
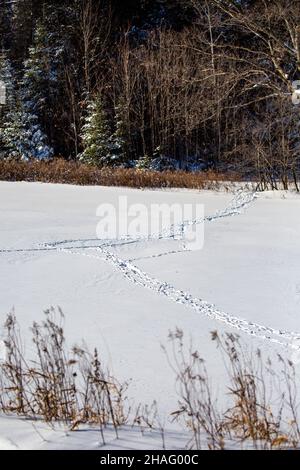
(0, 181), (300, 449)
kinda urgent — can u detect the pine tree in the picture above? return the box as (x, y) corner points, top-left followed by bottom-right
(0, 54), (18, 158)
(0, 41), (54, 161)
(79, 94), (112, 166)
(79, 94), (129, 167)
(12, 20), (54, 160)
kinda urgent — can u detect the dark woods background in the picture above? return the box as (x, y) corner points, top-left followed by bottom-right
(0, 0), (300, 187)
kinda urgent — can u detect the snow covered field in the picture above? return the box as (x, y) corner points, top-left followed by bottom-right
(0, 181), (300, 449)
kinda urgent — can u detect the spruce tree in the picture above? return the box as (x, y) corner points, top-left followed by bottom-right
(0, 54), (17, 158)
(79, 94), (112, 166)
(0, 42), (54, 161)
(79, 94), (129, 167)
(13, 20), (54, 160)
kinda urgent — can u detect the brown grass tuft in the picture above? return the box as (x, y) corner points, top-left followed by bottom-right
(165, 330), (300, 450)
(0, 309), (128, 445)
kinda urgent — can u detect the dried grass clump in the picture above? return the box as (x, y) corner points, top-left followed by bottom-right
(0, 159), (239, 190)
(0, 309), (128, 444)
(165, 329), (300, 450)
(164, 328), (225, 450)
(1, 309), (299, 450)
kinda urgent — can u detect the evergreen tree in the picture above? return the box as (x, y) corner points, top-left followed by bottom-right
(0, 44), (53, 161)
(79, 94), (111, 166)
(6, 19), (55, 160)
(0, 102), (53, 160)
(79, 94), (128, 167)
(0, 54), (17, 158)
(22, 20), (60, 140)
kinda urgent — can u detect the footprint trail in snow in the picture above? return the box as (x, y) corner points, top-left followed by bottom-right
(41, 191), (300, 351)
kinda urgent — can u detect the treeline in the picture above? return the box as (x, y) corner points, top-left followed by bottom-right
(0, 0), (300, 187)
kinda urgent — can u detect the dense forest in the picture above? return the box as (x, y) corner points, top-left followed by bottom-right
(0, 0), (300, 186)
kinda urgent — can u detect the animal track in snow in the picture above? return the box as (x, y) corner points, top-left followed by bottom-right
(1, 190), (299, 350)
(41, 191), (300, 351)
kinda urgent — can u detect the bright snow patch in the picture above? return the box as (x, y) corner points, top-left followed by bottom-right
(0, 182), (300, 449)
